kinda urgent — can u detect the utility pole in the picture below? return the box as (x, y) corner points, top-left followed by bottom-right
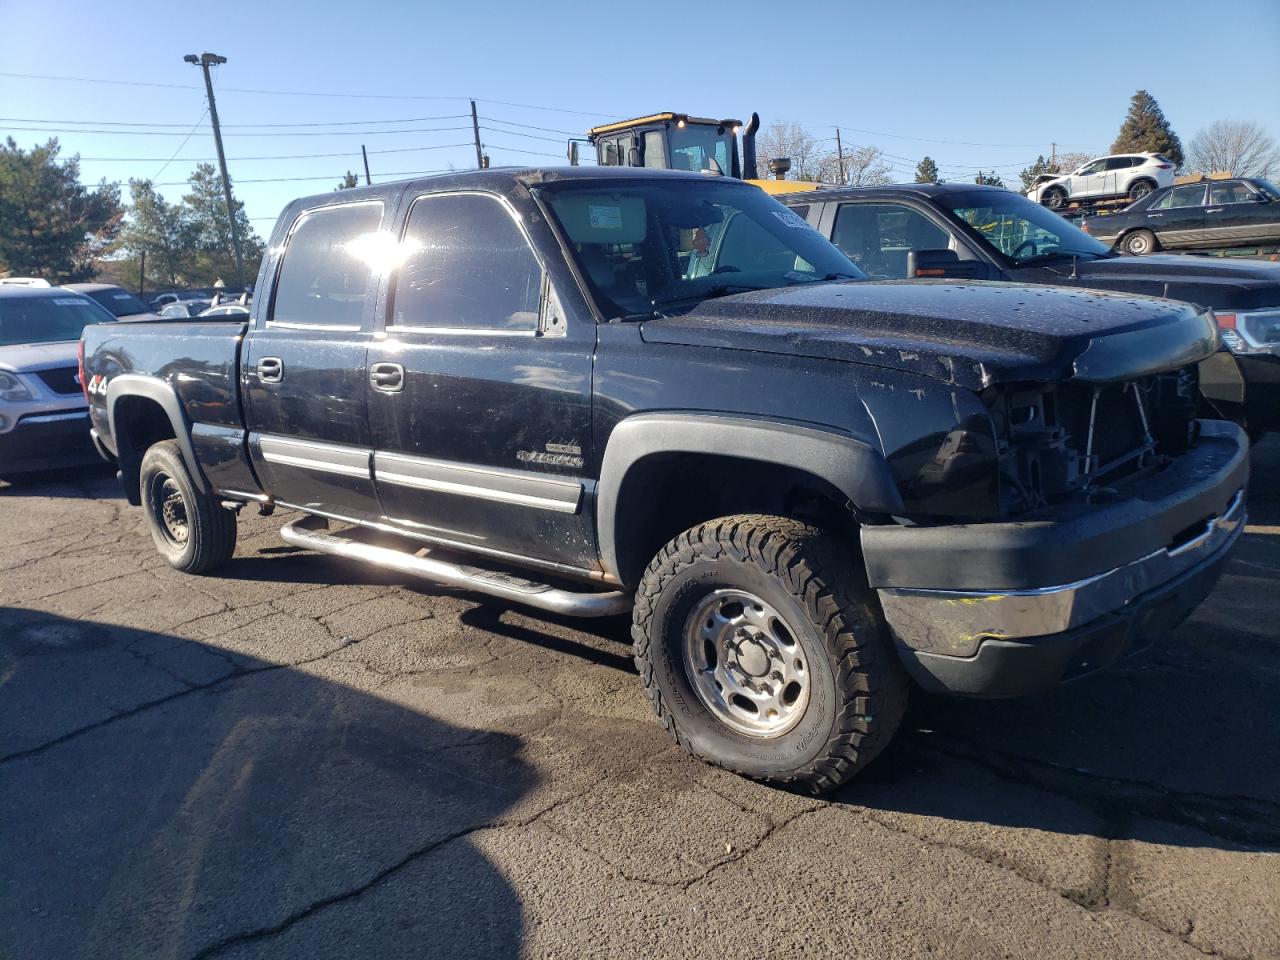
(138, 250), (145, 299)
(1051, 141), (1057, 169)
(361, 144), (372, 185)
(184, 52), (245, 290)
(835, 128), (846, 185)
(470, 100), (483, 169)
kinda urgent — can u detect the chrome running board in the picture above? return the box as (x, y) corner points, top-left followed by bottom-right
(280, 515), (631, 618)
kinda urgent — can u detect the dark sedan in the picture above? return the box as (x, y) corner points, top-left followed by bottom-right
(782, 183), (1280, 438)
(1086, 178), (1280, 255)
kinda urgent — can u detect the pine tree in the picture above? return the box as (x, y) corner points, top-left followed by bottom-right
(1018, 155), (1055, 192)
(1111, 90), (1184, 167)
(974, 170), (1005, 188)
(915, 156), (940, 183)
(336, 171), (359, 190)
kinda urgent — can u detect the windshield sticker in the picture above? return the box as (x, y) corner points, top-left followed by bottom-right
(588, 205), (623, 230)
(53, 297), (91, 306)
(112, 293), (133, 300)
(772, 210), (811, 230)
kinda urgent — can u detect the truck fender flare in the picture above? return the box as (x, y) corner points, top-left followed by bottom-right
(105, 374), (208, 493)
(595, 412), (904, 581)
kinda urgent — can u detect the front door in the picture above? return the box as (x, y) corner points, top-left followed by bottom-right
(365, 190), (597, 574)
(1204, 181), (1270, 246)
(1071, 159), (1109, 201)
(244, 199), (386, 521)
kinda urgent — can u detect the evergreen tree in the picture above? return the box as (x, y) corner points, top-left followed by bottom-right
(120, 179), (196, 291)
(1018, 155), (1055, 192)
(183, 163), (264, 288)
(974, 170), (1005, 188)
(1111, 90), (1183, 167)
(336, 171), (359, 190)
(0, 138), (122, 282)
(914, 156), (940, 183)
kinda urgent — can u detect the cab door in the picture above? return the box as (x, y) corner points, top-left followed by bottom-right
(1204, 181), (1269, 245)
(243, 199), (389, 521)
(365, 190), (598, 573)
(1143, 183), (1207, 248)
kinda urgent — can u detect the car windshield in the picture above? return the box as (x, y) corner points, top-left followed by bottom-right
(1256, 180), (1280, 200)
(936, 189), (1113, 264)
(85, 287), (150, 317)
(539, 178), (864, 319)
(0, 294), (116, 346)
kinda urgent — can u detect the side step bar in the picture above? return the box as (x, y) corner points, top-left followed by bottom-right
(280, 515), (632, 618)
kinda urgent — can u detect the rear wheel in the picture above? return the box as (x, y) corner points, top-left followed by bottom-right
(1123, 229), (1158, 256)
(1129, 179), (1156, 201)
(632, 514), (908, 792)
(140, 439), (237, 573)
(1043, 186), (1068, 210)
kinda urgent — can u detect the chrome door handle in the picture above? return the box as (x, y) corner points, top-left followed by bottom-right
(1147, 213), (1163, 218)
(1206, 207), (1223, 213)
(369, 362), (404, 393)
(257, 357), (283, 383)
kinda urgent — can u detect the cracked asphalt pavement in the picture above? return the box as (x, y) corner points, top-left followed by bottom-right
(2, 439), (1278, 960)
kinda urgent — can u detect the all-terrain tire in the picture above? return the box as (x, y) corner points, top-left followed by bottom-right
(139, 439), (237, 574)
(632, 514), (908, 793)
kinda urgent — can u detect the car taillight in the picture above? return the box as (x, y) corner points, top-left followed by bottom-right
(1216, 313), (1236, 330)
(77, 338), (89, 403)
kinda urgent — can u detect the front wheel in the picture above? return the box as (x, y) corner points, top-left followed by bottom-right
(1123, 229), (1158, 256)
(1042, 186), (1068, 210)
(140, 439), (237, 573)
(632, 515), (908, 792)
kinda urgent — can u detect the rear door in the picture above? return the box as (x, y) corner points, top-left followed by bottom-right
(243, 198), (390, 521)
(365, 189), (598, 573)
(1144, 183), (1207, 248)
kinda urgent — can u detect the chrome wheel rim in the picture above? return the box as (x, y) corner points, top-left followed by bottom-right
(682, 589), (811, 738)
(150, 474), (189, 546)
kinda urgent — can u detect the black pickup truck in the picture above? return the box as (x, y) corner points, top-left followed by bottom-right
(82, 167), (1247, 791)
(783, 183), (1280, 439)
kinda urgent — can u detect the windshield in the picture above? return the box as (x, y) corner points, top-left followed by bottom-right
(668, 125), (732, 175)
(936, 189), (1112, 264)
(1256, 179), (1280, 200)
(540, 179), (863, 319)
(85, 287), (150, 317)
(0, 294), (116, 346)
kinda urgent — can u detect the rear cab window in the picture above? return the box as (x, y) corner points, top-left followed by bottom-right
(270, 201), (385, 329)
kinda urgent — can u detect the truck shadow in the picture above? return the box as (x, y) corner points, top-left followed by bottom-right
(0, 609), (534, 960)
(0, 463), (121, 499)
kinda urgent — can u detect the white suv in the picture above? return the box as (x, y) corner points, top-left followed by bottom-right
(1027, 153), (1175, 210)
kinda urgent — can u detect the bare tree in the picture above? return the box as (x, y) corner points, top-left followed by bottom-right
(819, 145), (894, 186)
(755, 120), (820, 180)
(1187, 120), (1278, 178)
(1053, 151), (1094, 174)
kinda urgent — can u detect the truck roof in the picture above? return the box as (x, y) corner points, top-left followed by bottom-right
(779, 182), (1013, 204)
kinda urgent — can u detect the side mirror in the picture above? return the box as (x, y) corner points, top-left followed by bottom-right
(908, 249), (992, 280)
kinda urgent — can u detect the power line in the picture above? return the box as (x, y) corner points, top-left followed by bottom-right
(151, 108), (207, 180)
(0, 113), (471, 129)
(0, 70), (619, 117)
(0, 123), (477, 138)
(153, 166), (454, 187)
(81, 142), (476, 163)
(478, 125), (564, 144)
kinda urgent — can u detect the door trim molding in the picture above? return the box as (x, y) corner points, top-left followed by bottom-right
(256, 434), (372, 479)
(374, 450), (583, 514)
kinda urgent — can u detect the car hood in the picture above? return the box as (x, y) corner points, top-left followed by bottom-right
(639, 280), (1218, 391)
(1023, 254), (1280, 311)
(0, 340), (80, 373)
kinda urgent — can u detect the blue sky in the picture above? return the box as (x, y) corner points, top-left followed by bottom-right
(2, 0), (1277, 236)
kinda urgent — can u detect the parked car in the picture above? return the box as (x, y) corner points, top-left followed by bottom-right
(150, 288), (215, 311)
(783, 183), (1280, 438)
(0, 284), (117, 477)
(1027, 153), (1176, 209)
(1085, 178), (1280, 256)
(198, 304), (252, 320)
(83, 167), (1247, 791)
(64, 283), (160, 322)
(158, 300), (211, 319)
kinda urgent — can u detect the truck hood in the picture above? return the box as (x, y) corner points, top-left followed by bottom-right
(639, 280), (1218, 391)
(1035, 254), (1280, 312)
(0, 340), (80, 373)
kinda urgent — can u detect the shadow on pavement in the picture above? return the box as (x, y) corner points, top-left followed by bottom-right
(0, 462), (120, 499)
(0, 609), (534, 960)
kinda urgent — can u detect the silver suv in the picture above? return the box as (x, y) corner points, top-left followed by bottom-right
(1027, 153), (1176, 209)
(0, 282), (117, 477)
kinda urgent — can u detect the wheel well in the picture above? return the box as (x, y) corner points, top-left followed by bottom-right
(609, 453), (858, 587)
(113, 396), (176, 505)
(1130, 177), (1157, 190)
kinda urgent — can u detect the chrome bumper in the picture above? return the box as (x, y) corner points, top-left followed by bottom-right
(878, 488), (1246, 657)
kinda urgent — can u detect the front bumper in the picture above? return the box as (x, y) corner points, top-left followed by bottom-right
(0, 408), (99, 475)
(862, 421), (1249, 697)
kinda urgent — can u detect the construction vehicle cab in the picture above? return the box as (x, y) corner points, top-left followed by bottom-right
(582, 112), (820, 196)
(588, 113), (744, 178)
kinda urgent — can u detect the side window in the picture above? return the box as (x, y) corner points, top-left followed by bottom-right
(1167, 184), (1208, 208)
(1078, 160), (1105, 176)
(1105, 157), (1131, 170)
(831, 203), (950, 279)
(1210, 182), (1255, 204)
(714, 212), (812, 275)
(271, 201), (384, 327)
(391, 193), (541, 332)
(789, 204), (810, 222)
(643, 131), (667, 169)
